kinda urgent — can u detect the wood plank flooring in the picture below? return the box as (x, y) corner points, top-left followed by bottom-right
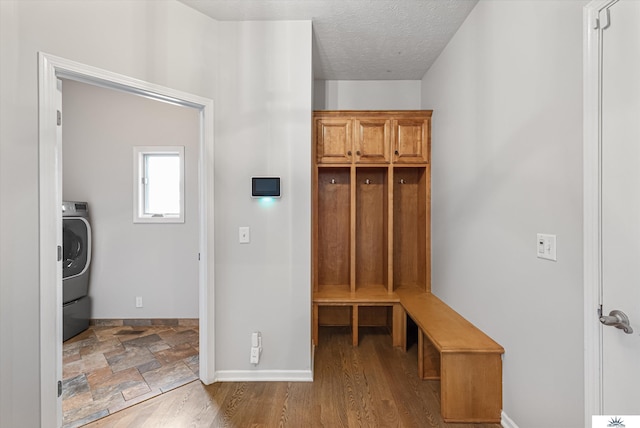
(86, 327), (501, 428)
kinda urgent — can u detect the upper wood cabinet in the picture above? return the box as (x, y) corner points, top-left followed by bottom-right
(315, 111), (430, 165)
(316, 118), (353, 164)
(393, 118), (430, 164)
(354, 118), (391, 164)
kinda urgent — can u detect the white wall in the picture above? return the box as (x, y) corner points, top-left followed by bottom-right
(214, 20), (312, 378)
(314, 80), (421, 110)
(0, 1), (312, 426)
(0, 2), (218, 426)
(421, 1), (586, 426)
(62, 80), (199, 319)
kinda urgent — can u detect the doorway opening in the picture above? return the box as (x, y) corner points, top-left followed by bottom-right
(60, 79), (201, 426)
(38, 53), (215, 427)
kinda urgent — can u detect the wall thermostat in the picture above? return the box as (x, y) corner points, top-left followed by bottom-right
(251, 177), (281, 198)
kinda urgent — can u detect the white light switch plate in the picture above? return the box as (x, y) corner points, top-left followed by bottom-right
(239, 226), (250, 244)
(537, 233), (557, 261)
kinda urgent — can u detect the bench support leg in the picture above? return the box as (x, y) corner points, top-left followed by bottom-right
(440, 352), (502, 423)
(392, 304), (406, 349)
(312, 304), (319, 345)
(352, 305), (359, 346)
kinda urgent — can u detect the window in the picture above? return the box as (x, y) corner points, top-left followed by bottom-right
(133, 146), (184, 223)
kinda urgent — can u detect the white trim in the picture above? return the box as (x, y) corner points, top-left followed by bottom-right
(38, 52), (215, 428)
(38, 54), (63, 427)
(583, 0), (619, 422)
(215, 370), (314, 382)
(501, 411), (519, 428)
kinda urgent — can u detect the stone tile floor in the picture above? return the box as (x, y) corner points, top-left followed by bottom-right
(62, 324), (199, 427)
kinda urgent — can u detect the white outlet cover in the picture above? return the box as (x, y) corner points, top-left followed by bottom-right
(250, 347), (260, 364)
(239, 226), (250, 244)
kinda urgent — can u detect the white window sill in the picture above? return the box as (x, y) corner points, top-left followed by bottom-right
(133, 215), (184, 224)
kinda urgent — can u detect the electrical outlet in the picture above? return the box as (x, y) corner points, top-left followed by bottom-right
(239, 226), (250, 244)
(135, 296), (143, 308)
(250, 347), (260, 364)
(250, 331), (262, 364)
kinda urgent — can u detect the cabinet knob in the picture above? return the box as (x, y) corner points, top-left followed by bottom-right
(347, 150), (352, 156)
(356, 151), (361, 156)
(394, 150), (399, 155)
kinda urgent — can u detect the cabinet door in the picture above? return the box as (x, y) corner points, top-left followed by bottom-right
(393, 118), (430, 164)
(354, 119), (391, 164)
(316, 118), (353, 164)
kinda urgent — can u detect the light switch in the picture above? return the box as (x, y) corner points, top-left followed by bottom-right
(537, 233), (556, 261)
(239, 226), (250, 244)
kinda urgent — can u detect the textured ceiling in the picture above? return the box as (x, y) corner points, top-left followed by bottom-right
(179, 0), (478, 80)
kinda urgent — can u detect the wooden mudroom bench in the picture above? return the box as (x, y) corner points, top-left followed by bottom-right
(311, 110), (503, 423)
(395, 286), (504, 424)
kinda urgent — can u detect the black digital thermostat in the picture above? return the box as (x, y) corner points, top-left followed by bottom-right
(251, 177), (281, 198)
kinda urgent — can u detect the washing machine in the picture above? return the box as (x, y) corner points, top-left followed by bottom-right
(62, 201), (92, 341)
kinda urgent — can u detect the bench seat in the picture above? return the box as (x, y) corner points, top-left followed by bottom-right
(395, 286), (504, 423)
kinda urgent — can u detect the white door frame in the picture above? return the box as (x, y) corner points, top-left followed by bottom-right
(38, 52), (216, 427)
(583, 0), (619, 422)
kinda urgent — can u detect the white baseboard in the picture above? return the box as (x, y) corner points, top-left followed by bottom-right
(214, 369), (313, 382)
(502, 411), (519, 428)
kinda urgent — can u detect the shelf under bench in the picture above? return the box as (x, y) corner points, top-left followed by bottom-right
(313, 285), (402, 346)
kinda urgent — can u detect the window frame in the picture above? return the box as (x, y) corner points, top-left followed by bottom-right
(133, 146), (185, 223)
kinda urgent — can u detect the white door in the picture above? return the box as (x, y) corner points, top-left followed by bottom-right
(600, 0), (640, 414)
